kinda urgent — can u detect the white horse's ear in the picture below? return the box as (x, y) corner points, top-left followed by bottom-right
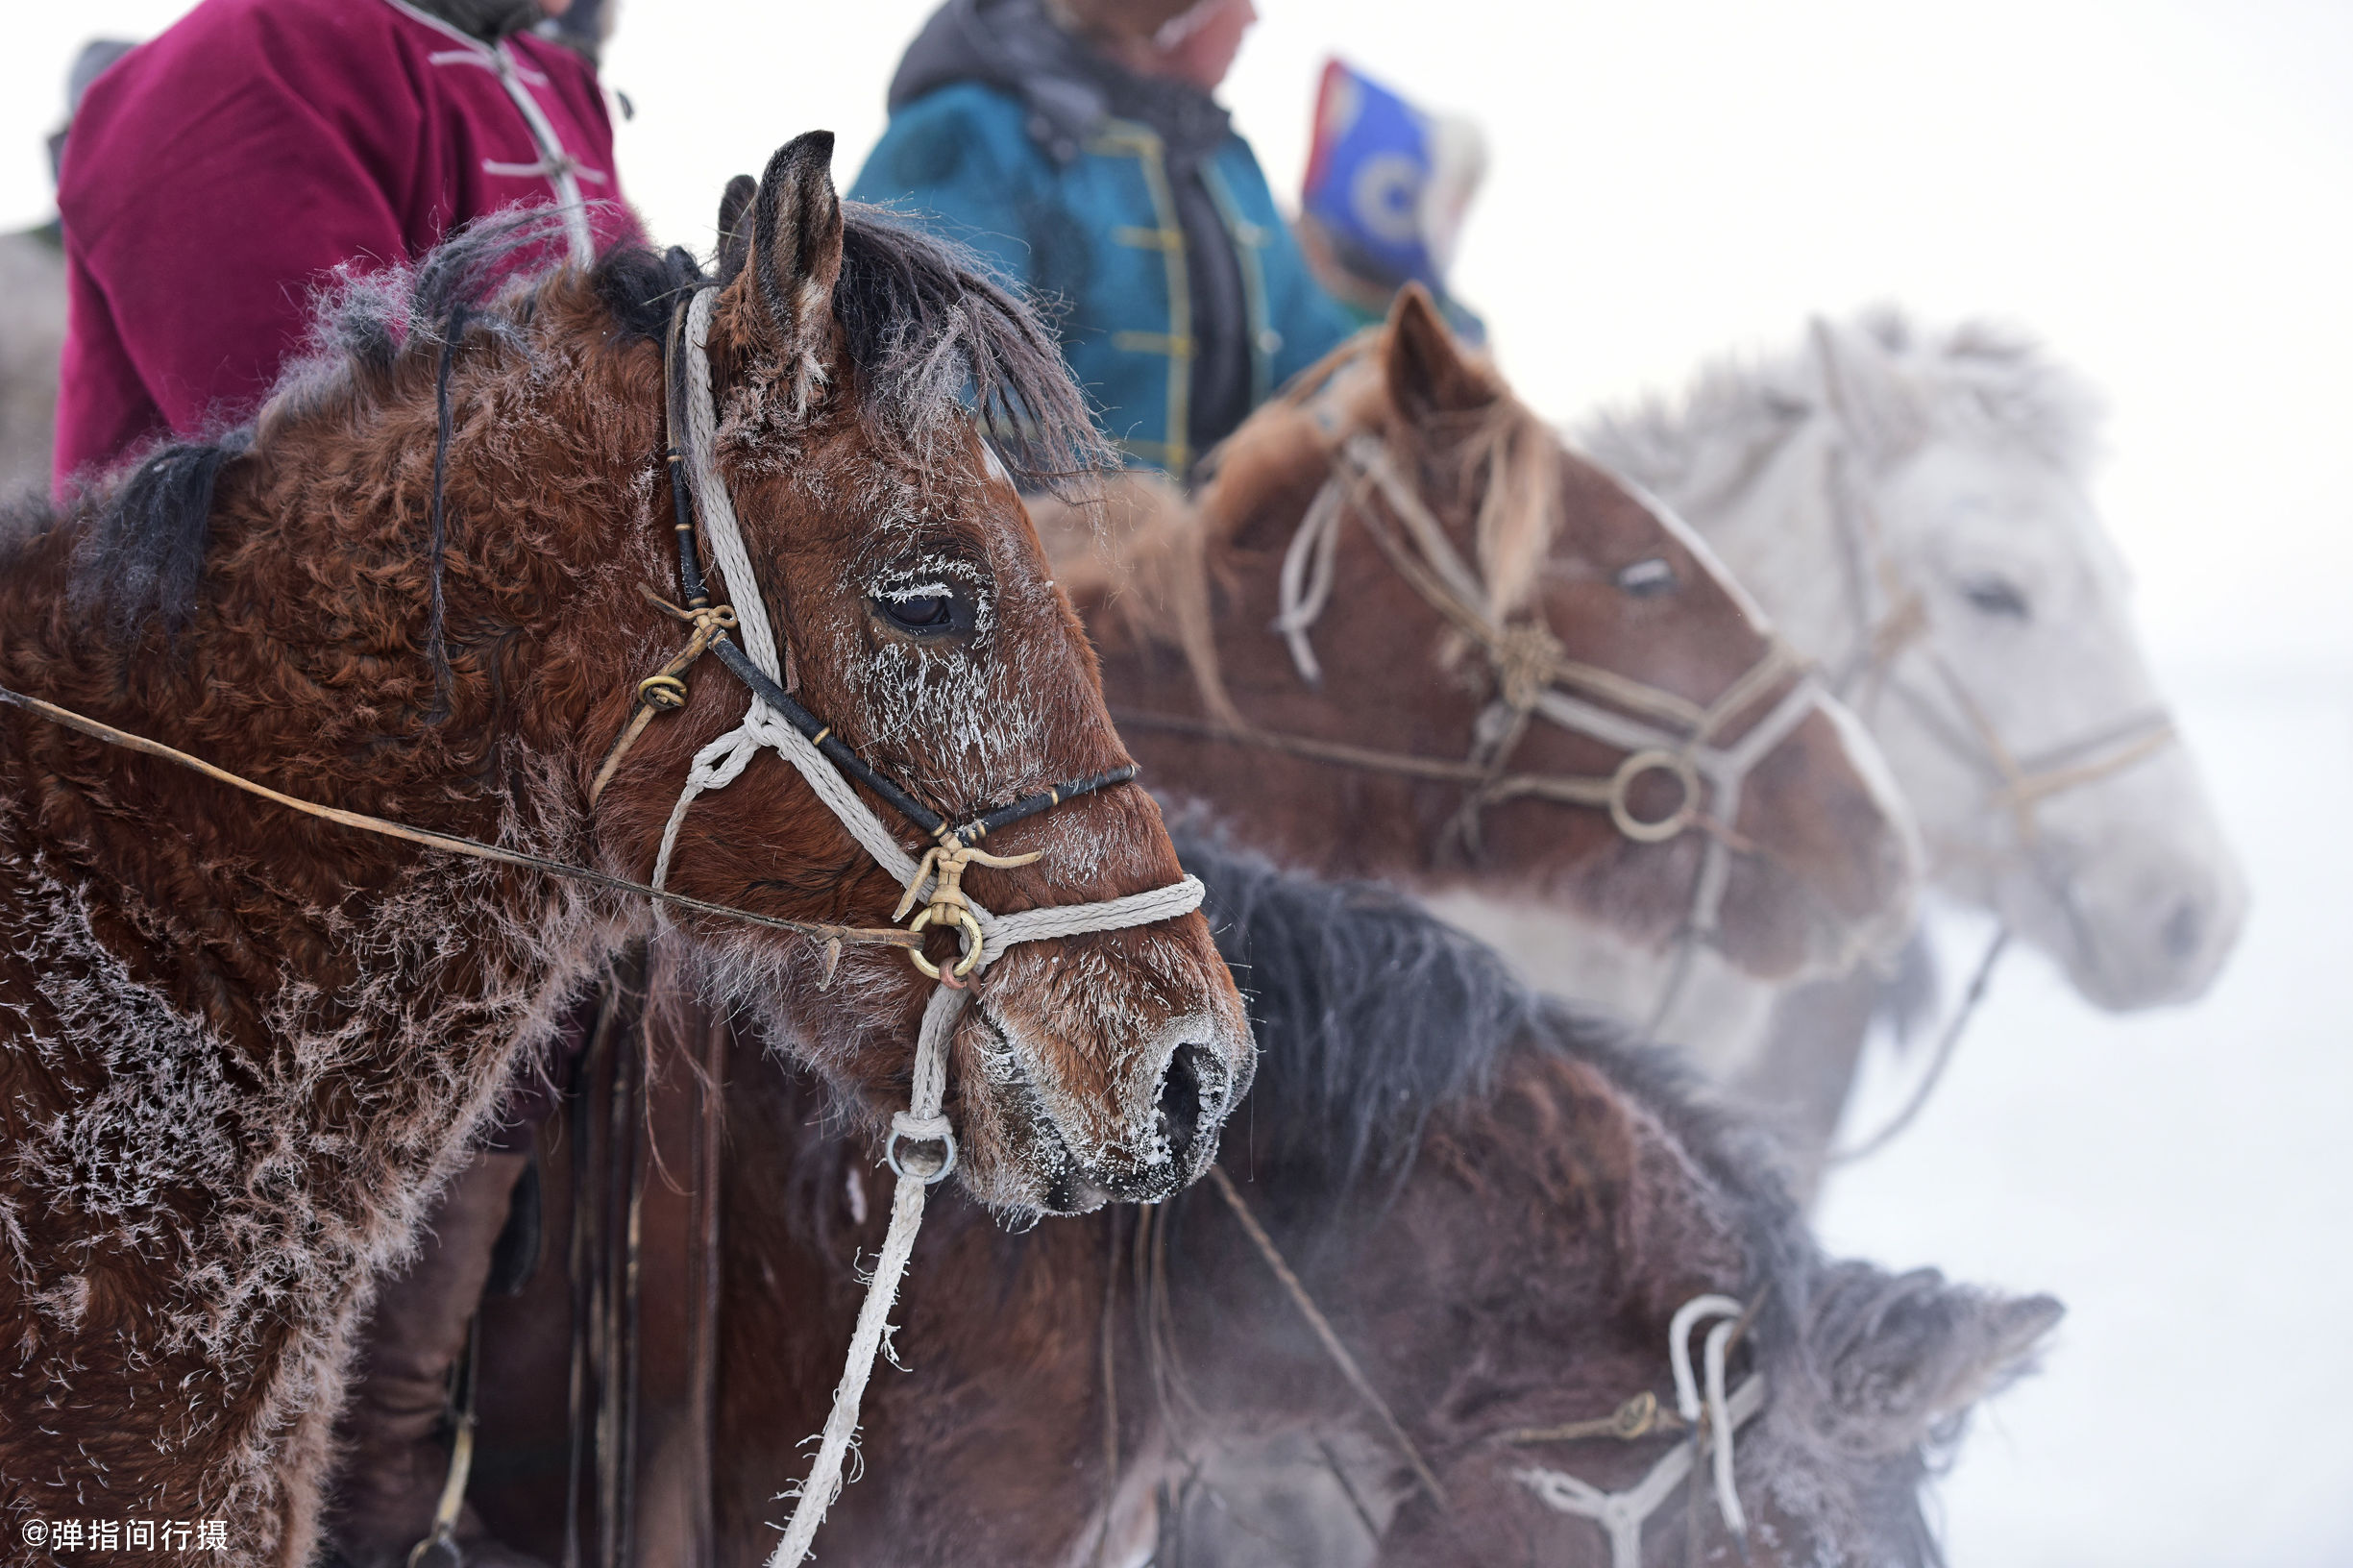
(728, 131), (844, 415)
(1810, 316), (1926, 467)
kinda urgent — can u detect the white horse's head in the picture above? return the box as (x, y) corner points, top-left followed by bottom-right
(1588, 313), (2246, 1013)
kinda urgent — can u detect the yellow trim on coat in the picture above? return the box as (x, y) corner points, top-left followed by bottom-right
(1091, 118), (1192, 472)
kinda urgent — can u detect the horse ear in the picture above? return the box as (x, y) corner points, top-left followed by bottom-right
(1810, 316), (1927, 466)
(727, 131), (845, 410)
(714, 173), (758, 287)
(1806, 1264), (2063, 1455)
(1384, 282), (1495, 424)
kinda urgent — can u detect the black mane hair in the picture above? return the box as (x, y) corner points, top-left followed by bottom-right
(1167, 809), (1793, 1224)
(1165, 802), (1818, 1336)
(60, 191), (1111, 641)
(1168, 810), (1542, 1198)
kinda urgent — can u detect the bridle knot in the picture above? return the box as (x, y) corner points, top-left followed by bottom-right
(1490, 619), (1565, 713)
(894, 836), (1045, 983)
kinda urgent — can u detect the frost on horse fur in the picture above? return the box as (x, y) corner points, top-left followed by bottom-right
(0, 135), (1245, 1560)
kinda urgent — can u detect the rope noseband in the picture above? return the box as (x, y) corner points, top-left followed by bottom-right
(1816, 442), (2178, 1161)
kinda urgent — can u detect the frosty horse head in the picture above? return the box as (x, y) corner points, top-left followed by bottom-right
(1586, 313), (2244, 1009)
(707, 824), (2057, 1568)
(604, 136), (1252, 1210)
(1044, 288), (1916, 999)
(0, 132), (1243, 1556)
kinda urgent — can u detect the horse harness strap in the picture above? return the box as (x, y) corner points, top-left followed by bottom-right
(1510, 1295), (1766, 1568)
(612, 286), (1206, 1568)
(1206, 1166), (1449, 1509)
(1813, 440), (2175, 1164)
(1268, 415), (1830, 1030)
(1822, 444), (2177, 846)
(614, 286), (1203, 981)
(0, 685), (916, 957)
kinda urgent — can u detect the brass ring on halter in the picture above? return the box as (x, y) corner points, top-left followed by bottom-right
(905, 903), (987, 980)
(637, 673), (689, 710)
(1607, 748), (1702, 844)
(1608, 1389), (1663, 1438)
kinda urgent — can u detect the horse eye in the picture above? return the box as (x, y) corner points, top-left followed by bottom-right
(872, 583), (970, 636)
(1615, 557), (1676, 598)
(1960, 576), (2031, 620)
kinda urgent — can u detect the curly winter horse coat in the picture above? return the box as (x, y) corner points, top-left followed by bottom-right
(0, 134), (1248, 1562)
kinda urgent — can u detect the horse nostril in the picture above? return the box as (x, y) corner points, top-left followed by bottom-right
(1157, 1044), (1217, 1165)
(2161, 897), (2205, 963)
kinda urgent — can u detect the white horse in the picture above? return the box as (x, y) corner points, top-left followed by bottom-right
(1438, 310), (2246, 1184)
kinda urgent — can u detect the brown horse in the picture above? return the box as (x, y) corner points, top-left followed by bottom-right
(1037, 288), (1916, 1002)
(708, 819), (2058, 1566)
(0, 134), (1247, 1562)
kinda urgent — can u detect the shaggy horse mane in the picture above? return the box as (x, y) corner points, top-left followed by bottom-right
(49, 200), (1110, 641)
(1166, 808), (1786, 1229)
(1582, 306), (2104, 506)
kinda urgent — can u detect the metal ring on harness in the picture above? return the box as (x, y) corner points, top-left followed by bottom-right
(1606, 749), (1702, 843)
(636, 672), (689, 710)
(885, 1120), (959, 1184)
(905, 902), (987, 980)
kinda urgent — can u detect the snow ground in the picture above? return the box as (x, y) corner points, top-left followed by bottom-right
(1814, 663), (2353, 1567)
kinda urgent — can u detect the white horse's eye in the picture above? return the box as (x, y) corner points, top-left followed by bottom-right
(1615, 557), (1676, 597)
(1960, 575), (2032, 620)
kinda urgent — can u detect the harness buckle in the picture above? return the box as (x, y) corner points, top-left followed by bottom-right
(636, 673), (689, 710)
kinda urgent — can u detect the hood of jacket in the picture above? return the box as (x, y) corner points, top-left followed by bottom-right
(889, 0), (1231, 167)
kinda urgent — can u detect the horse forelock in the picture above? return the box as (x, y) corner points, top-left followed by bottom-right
(831, 205), (1115, 493)
(1448, 389), (1566, 620)
(1220, 335), (1567, 622)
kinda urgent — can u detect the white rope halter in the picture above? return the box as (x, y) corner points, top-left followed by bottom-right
(642, 286), (1207, 1564)
(1512, 1295), (1764, 1568)
(1820, 444), (2177, 851)
(1278, 428), (1826, 1035)
(1813, 441), (2176, 1161)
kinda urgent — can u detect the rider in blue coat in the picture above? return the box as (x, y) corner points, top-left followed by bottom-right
(851, 0), (1355, 477)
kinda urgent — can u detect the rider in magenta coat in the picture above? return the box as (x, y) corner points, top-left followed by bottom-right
(51, 0), (634, 494)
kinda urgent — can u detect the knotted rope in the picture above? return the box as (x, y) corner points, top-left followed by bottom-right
(1510, 1294), (1765, 1568)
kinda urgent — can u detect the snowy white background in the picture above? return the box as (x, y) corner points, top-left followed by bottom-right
(6, 3), (2348, 1561)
